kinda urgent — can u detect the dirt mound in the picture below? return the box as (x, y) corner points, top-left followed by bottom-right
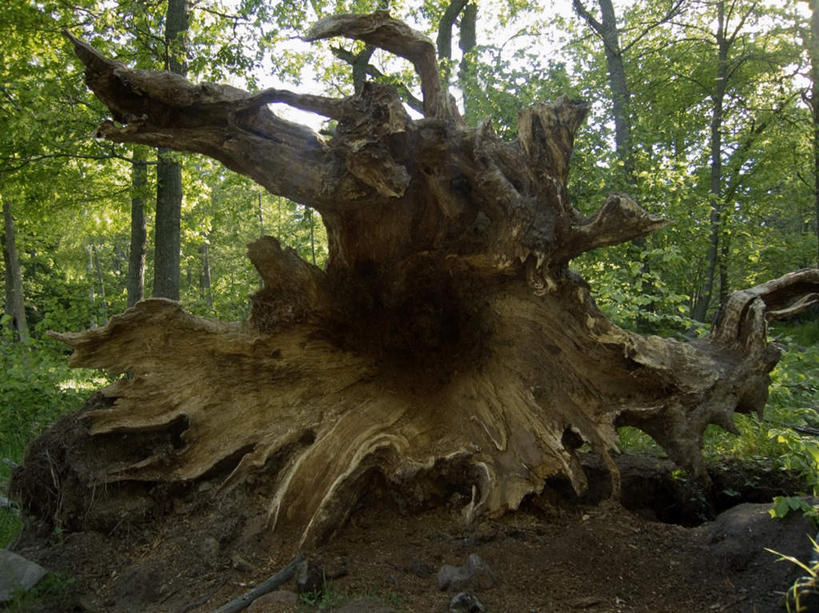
(7, 402), (817, 612)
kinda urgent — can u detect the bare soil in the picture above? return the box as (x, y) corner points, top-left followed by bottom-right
(8, 404), (819, 613)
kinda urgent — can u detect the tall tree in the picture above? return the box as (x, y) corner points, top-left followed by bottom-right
(1, 196), (29, 340)
(810, 0), (819, 268)
(127, 147), (148, 307)
(684, 0), (798, 320)
(572, 0), (636, 182)
(153, 0), (190, 300)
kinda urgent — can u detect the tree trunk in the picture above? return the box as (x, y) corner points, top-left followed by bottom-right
(199, 240), (213, 310)
(154, 148), (182, 299)
(573, 0), (655, 324)
(127, 148), (148, 307)
(1, 196), (29, 341)
(692, 0), (728, 323)
(307, 208), (316, 266)
(86, 244), (97, 327)
(573, 0), (634, 181)
(811, 0), (819, 269)
(153, 0), (189, 300)
(92, 244), (108, 323)
(40, 18), (819, 549)
(257, 191), (264, 237)
(458, 3), (477, 121)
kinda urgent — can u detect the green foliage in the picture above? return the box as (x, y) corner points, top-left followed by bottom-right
(769, 496), (819, 524)
(0, 325), (105, 547)
(2, 571), (79, 612)
(767, 537), (819, 613)
(696, 325), (819, 493)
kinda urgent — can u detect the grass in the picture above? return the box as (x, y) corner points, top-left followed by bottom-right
(298, 582), (406, 611)
(3, 572), (79, 612)
(768, 537), (819, 613)
(0, 335), (105, 547)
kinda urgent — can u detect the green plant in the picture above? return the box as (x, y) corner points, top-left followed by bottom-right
(770, 496), (819, 525)
(0, 501), (23, 548)
(0, 333), (107, 547)
(700, 335), (819, 491)
(767, 537), (819, 613)
(4, 572), (78, 612)
(298, 581), (345, 610)
(617, 425), (663, 455)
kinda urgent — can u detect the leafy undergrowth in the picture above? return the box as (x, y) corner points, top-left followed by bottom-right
(0, 328), (105, 548)
(2, 572), (79, 612)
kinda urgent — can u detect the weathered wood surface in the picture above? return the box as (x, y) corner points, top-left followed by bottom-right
(46, 13), (819, 546)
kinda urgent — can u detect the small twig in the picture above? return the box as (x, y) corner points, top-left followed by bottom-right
(211, 553), (304, 613)
(2, 458), (19, 469)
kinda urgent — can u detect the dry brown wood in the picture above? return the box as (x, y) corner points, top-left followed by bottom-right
(38, 13), (819, 548)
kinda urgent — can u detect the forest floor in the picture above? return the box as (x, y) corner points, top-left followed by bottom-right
(8, 444), (819, 613)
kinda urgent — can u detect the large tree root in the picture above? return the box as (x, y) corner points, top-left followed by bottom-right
(12, 11), (819, 547)
(32, 267), (817, 546)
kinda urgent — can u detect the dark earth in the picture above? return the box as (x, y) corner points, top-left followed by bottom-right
(8, 398), (819, 613)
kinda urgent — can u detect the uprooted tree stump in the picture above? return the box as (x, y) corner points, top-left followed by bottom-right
(13, 11), (819, 547)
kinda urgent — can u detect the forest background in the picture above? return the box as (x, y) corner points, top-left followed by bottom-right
(1, 0), (818, 547)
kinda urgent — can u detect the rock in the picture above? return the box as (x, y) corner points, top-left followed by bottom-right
(699, 502), (815, 573)
(449, 591), (485, 612)
(0, 549), (48, 603)
(246, 589), (299, 612)
(438, 553), (497, 592)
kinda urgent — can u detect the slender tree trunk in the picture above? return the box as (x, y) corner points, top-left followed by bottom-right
(574, 0), (657, 324)
(127, 148), (148, 307)
(458, 3), (477, 121)
(86, 244), (97, 327)
(718, 230), (729, 310)
(597, 0), (634, 180)
(573, 0), (635, 183)
(436, 0), (468, 83)
(199, 241), (213, 310)
(307, 208), (316, 266)
(153, 0), (189, 300)
(93, 244), (108, 322)
(692, 0), (727, 323)
(1, 196), (29, 341)
(811, 0), (819, 268)
(257, 191), (264, 238)
(154, 149), (182, 299)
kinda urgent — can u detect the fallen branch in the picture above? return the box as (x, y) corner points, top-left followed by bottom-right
(211, 553), (304, 613)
